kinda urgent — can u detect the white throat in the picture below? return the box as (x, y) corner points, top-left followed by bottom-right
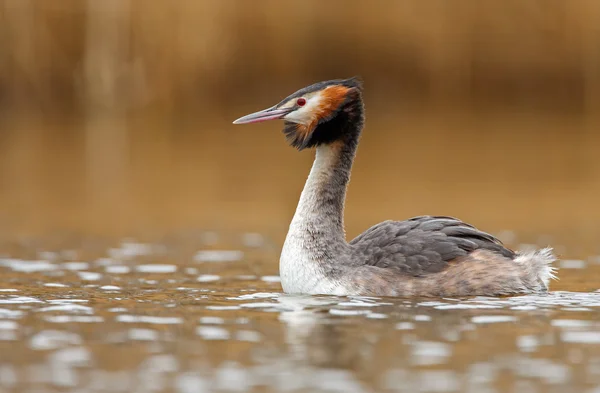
(279, 145), (349, 295)
(290, 144), (339, 225)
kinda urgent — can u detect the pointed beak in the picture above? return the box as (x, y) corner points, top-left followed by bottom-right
(232, 106), (292, 125)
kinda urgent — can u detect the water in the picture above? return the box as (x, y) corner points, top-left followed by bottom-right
(1, 107), (599, 392)
(1, 235), (600, 393)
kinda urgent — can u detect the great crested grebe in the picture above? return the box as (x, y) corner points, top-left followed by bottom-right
(233, 77), (558, 297)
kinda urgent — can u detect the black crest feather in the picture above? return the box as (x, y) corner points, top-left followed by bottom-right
(280, 77), (364, 151)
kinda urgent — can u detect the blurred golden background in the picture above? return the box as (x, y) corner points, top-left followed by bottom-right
(0, 1), (599, 255)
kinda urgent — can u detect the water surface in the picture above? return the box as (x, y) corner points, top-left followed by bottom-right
(1, 234), (600, 393)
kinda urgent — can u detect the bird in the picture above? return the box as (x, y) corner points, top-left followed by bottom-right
(233, 77), (558, 297)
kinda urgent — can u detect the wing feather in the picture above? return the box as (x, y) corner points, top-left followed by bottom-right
(350, 215), (514, 276)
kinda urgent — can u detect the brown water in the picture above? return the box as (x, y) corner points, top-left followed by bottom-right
(0, 234), (600, 393)
(1, 111), (600, 392)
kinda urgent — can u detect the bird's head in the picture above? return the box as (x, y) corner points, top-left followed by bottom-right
(233, 77), (364, 150)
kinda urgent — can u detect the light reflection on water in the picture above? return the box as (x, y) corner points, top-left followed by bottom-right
(1, 235), (600, 392)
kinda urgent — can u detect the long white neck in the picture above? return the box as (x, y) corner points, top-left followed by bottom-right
(280, 142), (357, 294)
(290, 143), (348, 236)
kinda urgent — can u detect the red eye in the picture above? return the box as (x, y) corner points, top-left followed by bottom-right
(296, 98), (306, 106)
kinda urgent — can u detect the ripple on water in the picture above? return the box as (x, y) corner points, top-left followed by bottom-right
(107, 307), (127, 313)
(44, 316), (104, 323)
(61, 262), (89, 271)
(329, 308), (372, 316)
(434, 303), (501, 310)
(99, 285), (121, 291)
(38, 304), (94, 314)
(241, 233), (265, 248)
(0, 296), (42, 304)
(418, 371), (460, 392)
(411, 341), (452, 366)
(49, 346), (91, 386)
(337, 301), (380, 307)
(0, 322), (17, 340)
(561, 331), (600, 344)
(517, 335), (539, 353)
(240, 302), (281, 310)
(512, 357), (571, 385)
(414, 315), (432, 322)
(471, 316), (517, 324)
(199, 316), (225, 324)
(414, 291), (600, 312)
(135, 264), (177, 273)
(0, 320), (18, 330)
(260, 276), (281, 283)
(193, 250), (243, 263)
(1, 236), (600, 392)
(196, 326), (230, 340)
(0, 309), (24, 318)
(43, 283), (69, 288)
(197, 274), (220, 282)
(0, 259), (56, 272)
(30, 330), (82, 350)
(205, 305), (240, 311)
(116, 315), (184, 325)
(236, 330), (261, 342)
(559, 259), (586, 269)
(551, 319), (594, 328)
(47, 299), (88, 304)
(396, 322), (415, 330)
(128, 328), (159, 341)
(77, 272), (102, 281)
(227, 292), (279, 301)
(108, 241), (160, 259)
(105, 265), (130, 274)
(367, 313), (388, 319)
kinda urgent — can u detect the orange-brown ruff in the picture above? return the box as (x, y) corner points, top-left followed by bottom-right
(286, 85), (353, 148)
(233, 77), (558, 297)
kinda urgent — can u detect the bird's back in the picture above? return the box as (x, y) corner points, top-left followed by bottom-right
(349, 216), (515, 276)
(346, 216), (555, 297)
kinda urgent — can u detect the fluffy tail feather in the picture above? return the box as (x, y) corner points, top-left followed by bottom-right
(514, 247), (558, 291)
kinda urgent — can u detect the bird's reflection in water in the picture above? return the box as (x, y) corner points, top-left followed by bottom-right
(276, 295), (403, 378)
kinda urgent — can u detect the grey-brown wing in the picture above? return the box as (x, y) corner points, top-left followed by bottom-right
(349, 215), (515, 276)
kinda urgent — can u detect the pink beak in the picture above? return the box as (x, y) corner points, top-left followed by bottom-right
(232, 106), (292, 125)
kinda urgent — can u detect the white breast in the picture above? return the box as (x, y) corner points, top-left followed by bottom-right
(278, 145), (354, 296)
(280, 227), (350, 295)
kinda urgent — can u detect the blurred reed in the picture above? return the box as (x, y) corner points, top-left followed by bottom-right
(0, 1), (599, 252)
(0, 0), (599, 116)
